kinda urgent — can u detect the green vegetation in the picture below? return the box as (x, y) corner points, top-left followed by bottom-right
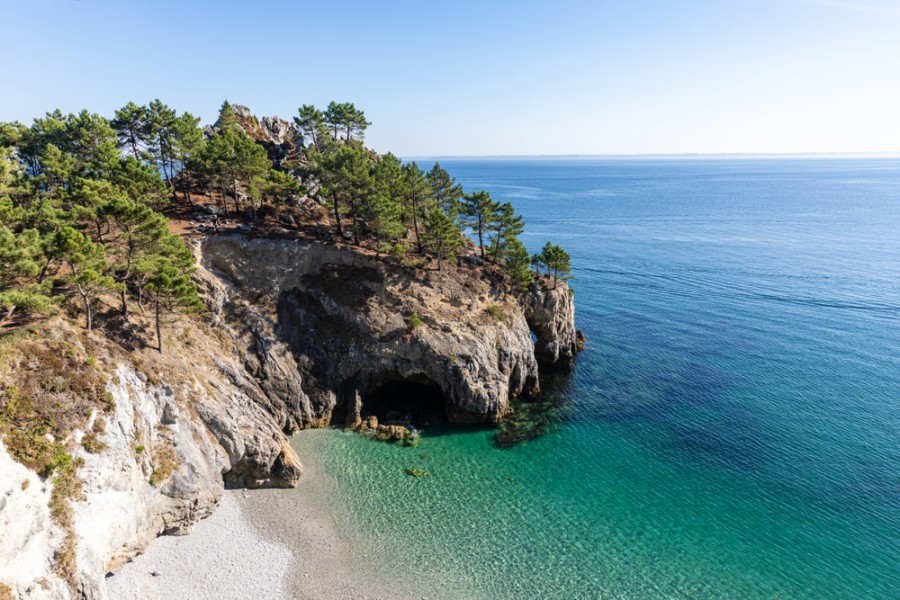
(0, 336), (112, 474)
(2, 98), (569, 330)
(532, 242), (572, 285)
(0, 105), (202, 350)
(485, 303), (506, 320)
(0, 98), (574, 593)
(407, 312), (423, 330)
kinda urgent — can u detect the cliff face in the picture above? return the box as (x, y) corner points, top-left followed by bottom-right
(523, 279), (582, 369)
(199, 235), (543, 426)
(0, 323), (301, 599)
(0, 233), (580, 600)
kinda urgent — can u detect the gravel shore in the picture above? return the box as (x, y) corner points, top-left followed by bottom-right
(107, 438), (426, 600)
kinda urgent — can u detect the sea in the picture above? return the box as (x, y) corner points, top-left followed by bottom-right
(291, 158), (900, 599)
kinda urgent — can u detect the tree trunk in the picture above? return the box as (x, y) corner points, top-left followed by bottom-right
(492, 230), (503, 263)
(120, 288), (128, 316)
(332, 197), (343, 239)
(220, 181), (229, 214)
(81, 291), (92, 331)
(477, 220), (485, 259)
(160, 153), (171, 186)
(155, 296), (163, 354)
(411, 197), (422, 253)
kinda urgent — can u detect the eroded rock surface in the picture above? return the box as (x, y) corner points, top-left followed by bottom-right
(522, 278), (582, 369)
(199, 235), (543, 426)
(0, 339), (300, 599)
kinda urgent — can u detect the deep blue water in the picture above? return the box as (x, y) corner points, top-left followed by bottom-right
(293, 158), (900, 599)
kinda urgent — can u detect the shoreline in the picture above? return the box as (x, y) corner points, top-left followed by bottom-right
(107, 430), (426, 600)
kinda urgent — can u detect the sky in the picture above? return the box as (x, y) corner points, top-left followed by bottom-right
(2, 0), (900, 156)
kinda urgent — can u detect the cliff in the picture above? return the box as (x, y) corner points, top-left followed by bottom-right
(0, 234), (580, 599)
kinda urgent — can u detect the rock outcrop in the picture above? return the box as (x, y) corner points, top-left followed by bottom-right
(522, 278), (583, 369)
(0, 327), (301, 599)
(199, 234), (542, 426)
(209, 104), (300, 168)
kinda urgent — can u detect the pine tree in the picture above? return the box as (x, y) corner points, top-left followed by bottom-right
(426, 163), (463, 221)
(460, 191), (498, 259)
(216, 100), (240, 131)
(294, 105), (326, 150)
(199, 127), (272, 212)
(487, 201), (525, 263)
(533, 242), (572, 286)
(63, 110), (120, 178)
(111, 156), (167, 209)
(110, 102), (150, 160)
(233, 131), (272, 209)
(171, 112), (205, 207)
(48, 227), (119, 330)
(98, 196), (169, 316)
(0, 227), (52, 326)
(502, 238), (534, 290)
(146, 100), (178, 192)
(423, 207), (462, 270)
(144, 233), (202, 353)
(318, 142), (373, 244)
(198, 129), (238, 212)
(402, 162), (432, 253)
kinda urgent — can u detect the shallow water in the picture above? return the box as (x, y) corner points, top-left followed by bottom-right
(293, 158), (900, 599)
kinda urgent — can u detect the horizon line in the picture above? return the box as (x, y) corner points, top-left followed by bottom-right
(402, 151), (900, 161)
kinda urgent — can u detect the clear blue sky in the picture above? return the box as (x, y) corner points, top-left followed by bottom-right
(3, 0), (899, 156)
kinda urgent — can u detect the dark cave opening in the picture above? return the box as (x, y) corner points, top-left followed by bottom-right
(363, 378), (447, 429)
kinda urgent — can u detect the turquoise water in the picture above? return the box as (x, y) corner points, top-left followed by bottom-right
(293, 159), (900, 599)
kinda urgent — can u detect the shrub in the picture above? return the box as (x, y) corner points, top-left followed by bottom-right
(485, 304), (506, 321)
(81, 432), (107, 454)
(407, 313), (423, 330)
(388, 243), (408, 261)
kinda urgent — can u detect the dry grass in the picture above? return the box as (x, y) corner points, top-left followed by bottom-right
(80, 431), (107, 453)
(0, 323), (112, 475)
(48, 457), (84, 587)
(149, 441), (179, 486)
(0, 319), (111, 592)
(0, 582), (13, 600)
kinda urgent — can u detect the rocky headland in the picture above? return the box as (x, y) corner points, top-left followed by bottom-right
(0, 229), (580, 599)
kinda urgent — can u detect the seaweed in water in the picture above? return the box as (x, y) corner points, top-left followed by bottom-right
(493, 391), (568, 449)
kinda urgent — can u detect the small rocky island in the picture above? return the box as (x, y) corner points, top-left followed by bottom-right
(0, 102), (581, 599)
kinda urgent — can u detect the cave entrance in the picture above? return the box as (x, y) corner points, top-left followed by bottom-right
(363, 377), (447, 429)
